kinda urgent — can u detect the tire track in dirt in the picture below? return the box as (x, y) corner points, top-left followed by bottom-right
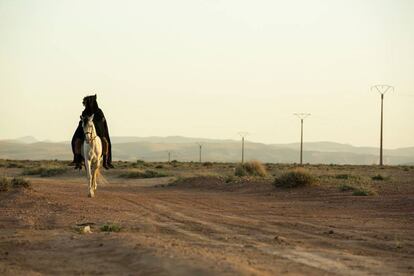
(2, 175), (413, 275)
(109, 194), (273, 275)
(113, 191), (387, 275)
(124, 187), (414, 275)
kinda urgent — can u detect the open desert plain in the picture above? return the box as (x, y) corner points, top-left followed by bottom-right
(2, 0), (414, 275)
(0, 160), (413, 275)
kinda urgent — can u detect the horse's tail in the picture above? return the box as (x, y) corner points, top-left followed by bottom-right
(96, 167), (110, 186)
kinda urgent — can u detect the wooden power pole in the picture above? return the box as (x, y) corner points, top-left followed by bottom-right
(294, 113), (311, 165)
(371, 85), (394, 166)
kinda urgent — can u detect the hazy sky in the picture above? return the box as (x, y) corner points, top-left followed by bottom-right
(1, 0), (413, 148)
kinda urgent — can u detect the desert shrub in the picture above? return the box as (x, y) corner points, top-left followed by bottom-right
(167, 175), (223, 188)
(24, 167), (39, 175)
(234, 166), (247, 177)
(335, 174), (351, 179)
(23, 166), (67, 177)
(6, 162), (25, 168)
(11, 177), (31, 188)
(338, 183), (355, 192)
(132, 160), (150, 168)
(372, 174), (389, 181)
(113, 161), (128, 169)
(170, 160), (180, 167)
(100, 223), (121, 232)
(225, 175), (237, 183)
(202, 162), (213, 167)
(0, 177), (10, 192)
(0, 177), (31, 191)
(337, 175), (377, 196)
(40, 167), (67, 177)
(273, 169), (315, 188)
(352, 189), (368, 196)
(119, 169), (167, 179)
(334, 174), (369, 183)
(235, 160), (267, 177)
(352, 187), (377, 196)
(141, 170), (167, 178)
(155, 164), (164, 169)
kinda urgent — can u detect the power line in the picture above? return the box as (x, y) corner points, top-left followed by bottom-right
(293, 113), (311, 165)
(370, 84), (394, 166)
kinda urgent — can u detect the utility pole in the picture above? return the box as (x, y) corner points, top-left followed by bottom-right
(167, 151), (171, 163)
(293, 113), (311, 165)
(371, 85), (394, 166)
(196, 143), (202, 163)
(238, 132), (249, 164)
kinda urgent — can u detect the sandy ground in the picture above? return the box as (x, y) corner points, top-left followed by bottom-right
(1, 168), (414, 275)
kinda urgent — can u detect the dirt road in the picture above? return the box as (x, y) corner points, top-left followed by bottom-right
(1, 173), (414, 275)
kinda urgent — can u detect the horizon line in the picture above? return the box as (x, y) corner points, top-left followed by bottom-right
(1, 135), (413, 150)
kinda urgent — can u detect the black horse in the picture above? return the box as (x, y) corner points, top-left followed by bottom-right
(70, 94), (114, 169)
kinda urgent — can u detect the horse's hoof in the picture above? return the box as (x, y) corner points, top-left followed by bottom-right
(88, 193), (94, 198)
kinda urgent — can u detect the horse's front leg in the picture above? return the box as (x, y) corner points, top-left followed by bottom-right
(85, 159), (94, 198)
(92, 160), (98, 192)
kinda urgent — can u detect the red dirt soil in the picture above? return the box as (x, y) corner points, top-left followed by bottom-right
(1, 172), (414, 275)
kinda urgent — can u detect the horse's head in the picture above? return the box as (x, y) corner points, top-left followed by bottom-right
(81, 114), (96, 144)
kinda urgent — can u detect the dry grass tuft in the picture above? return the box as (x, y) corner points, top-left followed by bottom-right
(0, 176), (10, 192)
(0, 176), (31, 191)
(100, 223), (121, 232)
(337, 175), (377, 196)
(235, 160), (267, 177)
(11, 177), (31, 188)
(273, 169), (315, 188)
(23, 166), (67, 177)
(202, 162), (213, 167)
(371, 174), (389, 181)
(119, 169), (167, 179)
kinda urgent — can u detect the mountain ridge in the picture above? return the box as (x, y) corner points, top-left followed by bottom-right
(0, 136), (413, 165)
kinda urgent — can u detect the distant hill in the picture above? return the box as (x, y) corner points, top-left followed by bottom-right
(0, 141), (70, 160)
(0, 136), (413, 165)
(110, 136), (234, 144)
(2, 136), (39, 144)
(271, 141), (414, 157)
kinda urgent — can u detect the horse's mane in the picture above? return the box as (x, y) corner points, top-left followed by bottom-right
(83, 94), (99, 115)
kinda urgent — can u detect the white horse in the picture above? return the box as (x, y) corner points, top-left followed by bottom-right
(81, 114), (102, 198)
